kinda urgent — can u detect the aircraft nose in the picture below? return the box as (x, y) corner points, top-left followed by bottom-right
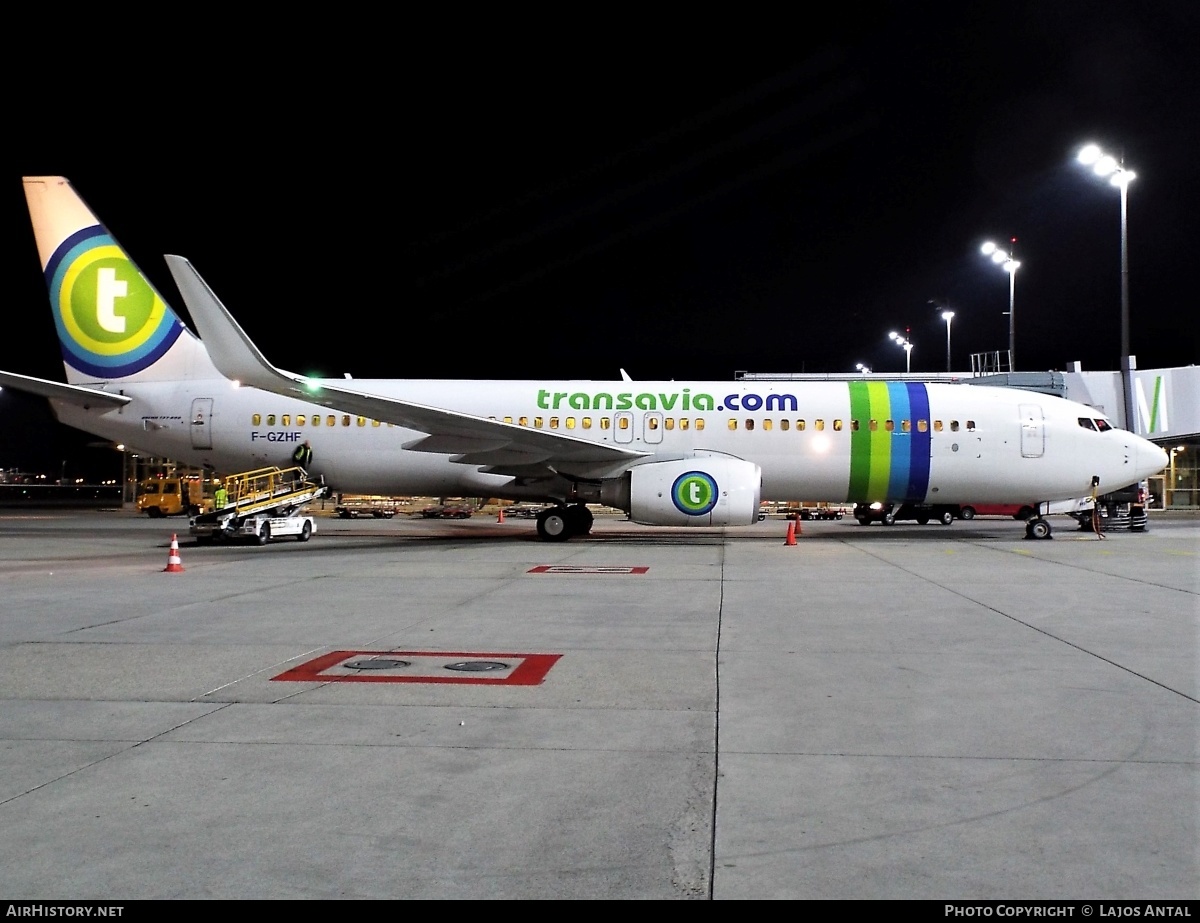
(1137, 438), (1169, 479)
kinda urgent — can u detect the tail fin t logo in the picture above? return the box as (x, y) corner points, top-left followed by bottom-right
(47, 226), (181, 378)
(96, 267), (129, 333)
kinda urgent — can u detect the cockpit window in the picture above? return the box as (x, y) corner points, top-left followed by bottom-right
(1094, 418), (1113, 432)
(1078, 417), (1098, 431)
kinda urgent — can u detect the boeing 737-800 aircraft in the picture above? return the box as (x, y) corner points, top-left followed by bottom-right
(1, 176), (1168, 540)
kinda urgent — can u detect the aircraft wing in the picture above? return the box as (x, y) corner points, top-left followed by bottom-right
(0, 369), (132, 409)
(163, 255), (649, 479)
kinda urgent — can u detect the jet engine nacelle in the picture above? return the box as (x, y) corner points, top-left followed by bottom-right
(626, 457), (762, 527)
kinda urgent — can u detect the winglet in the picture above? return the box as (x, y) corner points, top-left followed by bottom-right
(164, 254), (308, 397)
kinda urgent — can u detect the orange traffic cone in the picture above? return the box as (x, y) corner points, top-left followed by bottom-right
(497, 506), (506, 523)
(784, 520), (797, 546)
(163, 533), (185, 572)
(794, 517), (802, 536)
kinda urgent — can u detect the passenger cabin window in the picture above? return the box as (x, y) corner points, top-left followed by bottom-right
(885, 420), (895, 432)
(902, 420), (911, 433)
(933, 420), (943, 432)
(327, 415), (336, 427)
(357, 416), (366, 427)
(664, 418), (674, 430)
(814, 419), (825, 431)
(728, 419), (737, 431)
(282, 414), (291, 426)
(342, 415), (350, 426)
(617, 417), (629, 430)
(917, 420), (928, 432)
(549, 417), (559, 429)
(679, 419), (689, 430)
(745, 419), (755, 431)
(950, 420), (960, 432)
(582, 417), (592, 429)
(647, 417), (658, 430)
(601, 417), (611, 430)
(966, 420), (976, 431)
(781, 420), (790, 431)
(297, 415), (306, 426)
(267, 414), (276, 426)
(695, 419), (705, 431)
(797, 420), (806, 431)
(518, 416), (528, 426)
(252, 413), (262, 426)
(833, 419), (842, 431)
(763, 419), (772, 431)
(868, 420), (878, 432)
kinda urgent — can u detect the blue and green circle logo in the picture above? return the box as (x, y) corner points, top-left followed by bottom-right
(672, 471), (719, 516)
(45, 226), (181, 377)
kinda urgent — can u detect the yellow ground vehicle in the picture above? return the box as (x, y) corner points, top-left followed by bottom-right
(136, 477), (215, 517)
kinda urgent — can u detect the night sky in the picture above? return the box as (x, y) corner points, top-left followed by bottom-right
(4, 6), (1198, 479)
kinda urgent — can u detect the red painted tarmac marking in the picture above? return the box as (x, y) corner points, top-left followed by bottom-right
(527, 565), (648, 574)
(272, 650), (561, 685)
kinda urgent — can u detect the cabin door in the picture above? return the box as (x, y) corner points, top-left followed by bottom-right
(643, 412), (663, 444)
(190, 398), (214, 450)
(1019, 404), (1045, 458)
(614, 411), (634, 444)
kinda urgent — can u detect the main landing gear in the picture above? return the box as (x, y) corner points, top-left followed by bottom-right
(535, 504), (594, 542)
(1024, 517), (1053, 540)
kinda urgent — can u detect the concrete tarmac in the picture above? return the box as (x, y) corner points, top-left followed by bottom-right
(0, 508), (1196, 900)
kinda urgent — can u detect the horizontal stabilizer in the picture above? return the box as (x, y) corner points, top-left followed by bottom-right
(0, 370), (132, 409)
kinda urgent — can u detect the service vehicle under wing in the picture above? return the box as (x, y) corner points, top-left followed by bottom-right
(189, 466), (327, 545)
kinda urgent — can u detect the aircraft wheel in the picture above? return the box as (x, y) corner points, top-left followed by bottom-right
(882, 511), (896, 526)
(537, 508), (571, 542)
(298, 520), (312, 542)
(565, 504), (594, 536)
(939, 510), (955, 526)
(1026, 518), (1052, 540)
(256, 522), (271, 546)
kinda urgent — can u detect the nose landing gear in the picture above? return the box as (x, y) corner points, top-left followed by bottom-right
(1024, 517), (1052, 540)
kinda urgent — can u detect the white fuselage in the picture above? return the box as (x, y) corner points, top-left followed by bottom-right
(53, 377), (1161, 505)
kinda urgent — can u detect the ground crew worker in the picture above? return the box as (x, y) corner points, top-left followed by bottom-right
(213, 483), (228, 509)
(292, 439), (313, 470)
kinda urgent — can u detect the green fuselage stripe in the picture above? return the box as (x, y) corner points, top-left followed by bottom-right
(867, 381), (893, 497)
(848, 381), (891, 500)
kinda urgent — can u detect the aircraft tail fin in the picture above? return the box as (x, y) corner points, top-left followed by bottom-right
(22, 176), (219, 386)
